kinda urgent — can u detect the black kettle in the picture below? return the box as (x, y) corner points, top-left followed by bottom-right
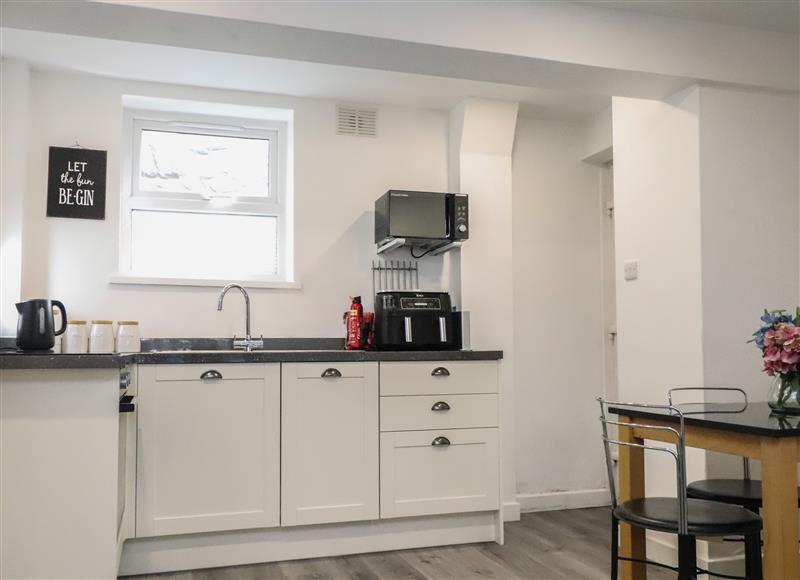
(16, 299), (67, 351)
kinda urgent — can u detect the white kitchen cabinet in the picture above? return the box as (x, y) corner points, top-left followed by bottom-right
(380, 428), (499, 518)
(281, 362), (379, 526)
(136, 363), (280, 537)
(379, 360), (500, 520)
(1, 369), (120, 580)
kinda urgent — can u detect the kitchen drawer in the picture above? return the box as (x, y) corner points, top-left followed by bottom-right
(153, 363), (268, 382)
(380, 428), (499, 518)
(290, 361), (370, 379)
(380, 394), (498, 432)
(380, 361), (498, 396)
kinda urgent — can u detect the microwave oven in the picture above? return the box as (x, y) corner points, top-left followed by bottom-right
(374, 190), (469, 247)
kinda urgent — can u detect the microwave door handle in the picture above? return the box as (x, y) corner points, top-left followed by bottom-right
(439, 316), (447, 342)
(404, 316), (413, 343)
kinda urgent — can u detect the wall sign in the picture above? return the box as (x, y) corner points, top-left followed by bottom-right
(47, 146), (107, 220)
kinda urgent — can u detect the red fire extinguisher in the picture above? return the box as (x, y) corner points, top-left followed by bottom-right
(345, 296), (364, 350)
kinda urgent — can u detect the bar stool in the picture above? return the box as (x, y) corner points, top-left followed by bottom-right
(668, 387), (800, 515)
(598, 398), (763, 579)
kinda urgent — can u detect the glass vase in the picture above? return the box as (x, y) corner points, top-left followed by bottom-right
(768, 373), (800, 414)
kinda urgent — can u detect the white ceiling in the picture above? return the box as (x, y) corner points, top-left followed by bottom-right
(574, 0), (800, 35)
(84, 0), (796, 94)
(101, 0), (800, 36)
(5, 0), (795, 121)
(0, 28), (611, 121)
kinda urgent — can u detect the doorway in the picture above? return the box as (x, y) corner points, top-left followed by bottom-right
(601, 161), (618, 402)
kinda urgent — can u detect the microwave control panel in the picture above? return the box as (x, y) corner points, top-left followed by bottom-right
(451, 194), (469, 240)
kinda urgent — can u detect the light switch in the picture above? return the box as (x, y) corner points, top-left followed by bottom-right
(624, 260), (638, 281)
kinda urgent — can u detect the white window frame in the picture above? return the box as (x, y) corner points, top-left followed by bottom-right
(114, 107), (296, 288)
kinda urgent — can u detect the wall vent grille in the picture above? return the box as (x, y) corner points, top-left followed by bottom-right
(336, 105), (377, 137)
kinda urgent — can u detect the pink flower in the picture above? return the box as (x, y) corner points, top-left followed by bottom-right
(783, 333), (800, 350)
(775, 323), (800, 346)
(782, 350), (800, 365)
(764, 330), (778, 347)
(754, 313), (800, 377)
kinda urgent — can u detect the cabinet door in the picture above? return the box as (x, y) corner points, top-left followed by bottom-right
(380, 428), (499, 519)
(136, 364), (280, 537)
(281, 362), (379, 526)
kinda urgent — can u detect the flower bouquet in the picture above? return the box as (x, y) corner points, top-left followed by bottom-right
(751, 309), (800, 414)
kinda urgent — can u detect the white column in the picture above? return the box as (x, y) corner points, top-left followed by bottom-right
(450, 99), (519, 519)
(613, 88), (706, 563)
(0, 58), (29, 336)
(612, 87), (705, 411)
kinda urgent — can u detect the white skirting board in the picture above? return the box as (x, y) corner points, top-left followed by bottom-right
(517, 488), (611, 513)
(503, 501), (521, 521)
(647, 535), (745, 578)
(119, 512), (501, 576)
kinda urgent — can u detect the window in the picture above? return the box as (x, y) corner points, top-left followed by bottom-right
(116, 105), (293, 286)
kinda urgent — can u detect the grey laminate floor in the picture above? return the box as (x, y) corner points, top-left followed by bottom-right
(123, 507), (673, 580)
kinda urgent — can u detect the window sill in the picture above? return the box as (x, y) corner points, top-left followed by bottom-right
(108, 274), (301, 290)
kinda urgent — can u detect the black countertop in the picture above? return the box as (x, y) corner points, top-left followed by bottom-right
(0, 348), (503, 370)
(609, 402), (800, 438)
(0, 352), (126, 369)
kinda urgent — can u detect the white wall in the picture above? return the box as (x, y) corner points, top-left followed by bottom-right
(582, 106), (612, 164)
(16, 69), (451, 338)
(0, 59), (29, 335)
(698, 86), (799, 566)
(699, 86), (800, 401)
(511, 116), (606, 507)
